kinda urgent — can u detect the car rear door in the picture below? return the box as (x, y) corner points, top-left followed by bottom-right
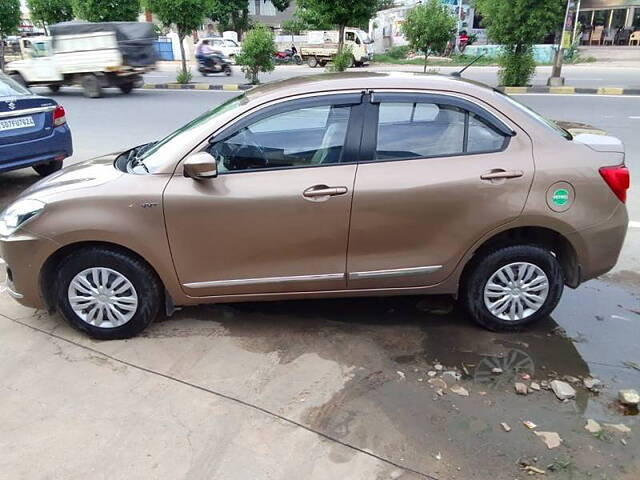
(164, 93), (365, 298)
(346, 91), (535, 289)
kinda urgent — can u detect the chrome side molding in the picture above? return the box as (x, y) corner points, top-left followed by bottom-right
(348, 265), (442, 280)
(184, 265), (442, 289)
(184, 273), (345, 289)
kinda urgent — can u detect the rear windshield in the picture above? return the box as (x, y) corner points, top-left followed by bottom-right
(0, 72), (30, 97)
(494, 89), (572, 140)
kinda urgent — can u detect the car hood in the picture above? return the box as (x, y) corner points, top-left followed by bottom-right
(20, 153), (124, 202)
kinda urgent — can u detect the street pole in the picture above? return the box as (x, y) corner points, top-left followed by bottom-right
(548, 0), (578, 86)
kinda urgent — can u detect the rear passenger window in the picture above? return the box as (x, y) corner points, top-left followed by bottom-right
(374, 101), (507, 161)
(467, 112), (507, 153)
(377, 103), (465, 160)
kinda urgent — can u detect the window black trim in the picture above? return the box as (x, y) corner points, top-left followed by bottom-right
(370, 92), (516, 137)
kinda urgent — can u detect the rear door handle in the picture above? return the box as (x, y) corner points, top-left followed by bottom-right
(480, 169), (524, 180)
(303, 185), (348, 198)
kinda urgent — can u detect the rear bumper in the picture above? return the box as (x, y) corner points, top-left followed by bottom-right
(568, 203), (629, 283)
(0, 125), (72, 173)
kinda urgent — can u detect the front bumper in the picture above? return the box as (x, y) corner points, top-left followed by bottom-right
(0, 230), (58, 309)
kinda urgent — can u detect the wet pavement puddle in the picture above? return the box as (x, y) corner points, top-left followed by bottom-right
(143, 278), (639, 479)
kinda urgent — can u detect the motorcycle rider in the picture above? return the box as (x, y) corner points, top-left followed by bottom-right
(196, 40), (218, 68)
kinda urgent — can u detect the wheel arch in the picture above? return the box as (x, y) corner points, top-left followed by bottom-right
(39, 240), (173, 313)
(458, 226), (580, 293)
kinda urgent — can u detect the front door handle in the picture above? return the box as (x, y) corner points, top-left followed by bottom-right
(303, 185), (348, 198)
(480, 169), (524, 180)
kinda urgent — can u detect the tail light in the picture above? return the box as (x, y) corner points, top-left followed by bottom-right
(52, 105), (66, 127)
(599, 165), (629, 203)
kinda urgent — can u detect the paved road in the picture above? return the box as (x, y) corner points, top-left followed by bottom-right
(144, 62), (640, 89)
(1, 88), (639, 479)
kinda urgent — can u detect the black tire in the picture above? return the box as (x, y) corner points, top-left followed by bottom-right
(294, 55), (303, 65)
(307, 56), (318, 68)
(223, 65), (232, 76)
(48, 84), (61, 93)
(81, 74), (103, 98)
(55, 247), (163, 339)
(119, 82), (134, 94)
(460, 245), (564, 331)
(9, 73), (27, 87)
(33, 160), (63, 177)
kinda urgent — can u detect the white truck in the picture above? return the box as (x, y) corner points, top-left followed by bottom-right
(299, 28), (373, 68)
(6, 22), (157, 98)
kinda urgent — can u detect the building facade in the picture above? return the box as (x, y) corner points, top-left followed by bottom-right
(578, 0), (640, 30)
(248, 0), (296, 28)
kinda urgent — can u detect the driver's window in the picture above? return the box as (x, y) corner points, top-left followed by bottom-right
(345, 32), (356, 42)
(208, 103), (352, 173)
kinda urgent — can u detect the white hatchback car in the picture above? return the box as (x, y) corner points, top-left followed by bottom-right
(198, 37), (241, 62)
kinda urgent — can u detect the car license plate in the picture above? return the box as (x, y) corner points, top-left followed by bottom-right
(0, 116), (35, 131)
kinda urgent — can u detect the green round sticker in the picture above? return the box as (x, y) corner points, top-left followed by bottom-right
(552, 188), (569, 206)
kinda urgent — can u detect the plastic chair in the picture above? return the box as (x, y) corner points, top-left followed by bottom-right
(590, 26), (604, 45)
(616, 29), (632, 45)
(630, 31), (640, 46)
(603, 29), (616, 45)
(580, 29), (591, 45)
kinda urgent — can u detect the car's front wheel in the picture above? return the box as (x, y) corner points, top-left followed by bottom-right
(33, 160), (62, 177)
(461, 245), (564, 331)
(55, 247), (162, 339)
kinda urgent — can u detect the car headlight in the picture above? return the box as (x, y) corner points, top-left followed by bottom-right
(0, 199), (46, 237)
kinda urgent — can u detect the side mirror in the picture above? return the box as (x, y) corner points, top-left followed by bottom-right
(183, 152), (218, 179)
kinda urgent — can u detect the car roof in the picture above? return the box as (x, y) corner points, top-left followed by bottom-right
(244, 72), (497, 104)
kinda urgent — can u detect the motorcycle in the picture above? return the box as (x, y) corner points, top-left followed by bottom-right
(197, 53), (232, 76)
(275, 48), (303, 65)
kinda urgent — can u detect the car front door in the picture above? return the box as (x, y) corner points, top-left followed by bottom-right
(346, 92), (535, 289)
(164, 93), (364, 297)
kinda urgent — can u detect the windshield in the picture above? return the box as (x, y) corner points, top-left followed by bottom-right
(495, 90), (572, 140)
(0, 72), (30, 97)
(357, 30), (373, 44)
(139, 94), (248, 171)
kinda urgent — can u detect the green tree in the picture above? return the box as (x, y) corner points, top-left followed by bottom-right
(73, 0), (140, 22)
(0, 0), (21, 71)
(208, 0), (289, 38)
(296, 0), (377, 50)
(401, 0), (456, 73)
(235, 24), (276, 84)
(475, 0), (564, 86)
(147, 0), (209, 80)
(27, 0), (74, 34)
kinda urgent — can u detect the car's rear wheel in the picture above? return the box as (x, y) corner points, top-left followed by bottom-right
(55, 247), (162, 339)
(81, 74), (103, 98)
(460, 245), (564, 331)
(33, 160), (62, 177)
(48, 84), (61, 93)
(307, 56), (318, 68)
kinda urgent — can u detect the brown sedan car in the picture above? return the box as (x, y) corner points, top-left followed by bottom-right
(0, 73), (630, 339)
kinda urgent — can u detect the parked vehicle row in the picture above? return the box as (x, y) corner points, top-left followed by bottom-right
(0, 73), (628, 340)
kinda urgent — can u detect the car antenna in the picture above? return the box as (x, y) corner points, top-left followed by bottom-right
(451, 53), (484, 78)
